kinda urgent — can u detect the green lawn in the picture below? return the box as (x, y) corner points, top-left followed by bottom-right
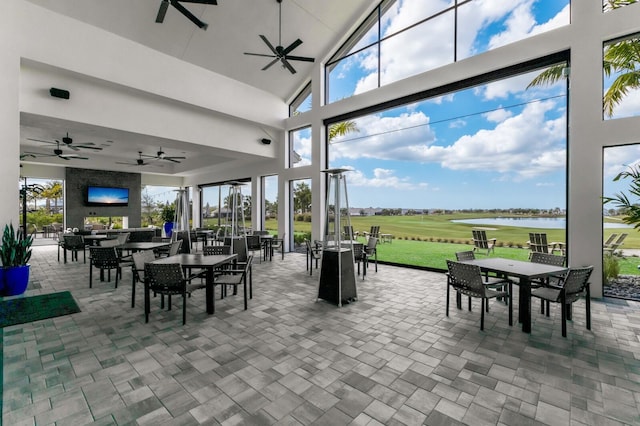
(258, 213), (639, 274)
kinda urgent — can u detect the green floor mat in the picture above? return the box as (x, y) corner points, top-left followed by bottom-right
(0, 291), (81, 328)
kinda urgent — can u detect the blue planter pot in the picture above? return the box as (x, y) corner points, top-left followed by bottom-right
(0, 267), (4, 295)
(3, 264), (30, 296)
(164, 222), (175, 238)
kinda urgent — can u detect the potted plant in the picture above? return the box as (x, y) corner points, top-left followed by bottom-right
(0, 223), (33, 296)
(161, 204), (176, 238)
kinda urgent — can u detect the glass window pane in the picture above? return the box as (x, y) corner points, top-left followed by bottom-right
(380, 0), (454, 39)
(327, 44), (379, 103)
(290, 83), (312, 116)
(328, 63), (567, 270)
(289, 126), (311, 168)
(604, 33), (640, 120)
(457, 0), (570, 61)
(380, 11), (454, 86)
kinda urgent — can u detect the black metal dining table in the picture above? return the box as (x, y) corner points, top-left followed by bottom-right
(458, 257), (567, 333)
(151, 253), (237, 314)
(120, 241), (171, 252)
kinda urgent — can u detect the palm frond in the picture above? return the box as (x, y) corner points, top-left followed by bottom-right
(526, 65), (565, 89)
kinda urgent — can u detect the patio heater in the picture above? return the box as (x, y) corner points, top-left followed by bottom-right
(172, 188), (191, 251)
(223, 181), (248, 259)
(317, 168), (357, 307)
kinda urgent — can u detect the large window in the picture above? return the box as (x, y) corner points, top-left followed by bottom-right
(327, 60), (568, 269)
(326, 0), (570, 104)
(289, 126), (311, 168)
(201, 180), (251, 230)
(603, 32), (640, 120)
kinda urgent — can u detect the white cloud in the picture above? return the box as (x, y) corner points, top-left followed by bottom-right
(351, 1), (569, 99)
(608, 87), (640, 119)
(345, 167), (429, 190)
(449, 119), (467, 128)
(330, 111), (435, 162)
(483, 107), (512, 122)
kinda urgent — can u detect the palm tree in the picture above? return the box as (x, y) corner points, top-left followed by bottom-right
(528, 0), (639, 117)
(40, 181), (63, 214)
(328, 120), (359, 142)
(603, 164), (640, 229)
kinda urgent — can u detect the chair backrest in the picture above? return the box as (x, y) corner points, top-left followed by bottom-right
(344, 226), (354, 239)
(455, 251), (475, 261)
(100, 239), (120, 248)
(560, 266), (593, 303)
(530, 252), (565, 266)
(203, 245), (231, 255)
(446, 260), (485, 298)
(254, 230), (270, 236)
(63, 234), (85, 250)
(116, 232), (130, 245)
(305, 240), (321, 258)
(603, 233), (618, 247)
(528, 233), (549, 253)
(90, 246), (119, 267)
(366, 237), (378, 253)
(144, 263), (185, 293)
(152, 236), (171, 243)
(472, 230), (491, 249)
(227, 237), (248, 262)
(612, 233), (628, 247)
(369, 226), (380, 237)
(132, 250), (156, 279)
(272, 233), (285, 248)
(246, 235), (262, 250)
(168, 240), (183, 256)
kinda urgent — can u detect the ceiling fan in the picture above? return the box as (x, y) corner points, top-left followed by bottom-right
(141, 148), (186, 163)
(22, 142), (89, 161)
(155, 0), (217, 30)
(116, 151), (163, 167)
(27, 132), (103, 151)
(244, 0), (315, 74)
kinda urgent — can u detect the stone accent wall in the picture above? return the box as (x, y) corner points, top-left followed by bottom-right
(65, 168), (141, 229)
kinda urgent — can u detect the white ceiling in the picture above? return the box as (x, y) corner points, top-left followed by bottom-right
(19, 0), (372, 176)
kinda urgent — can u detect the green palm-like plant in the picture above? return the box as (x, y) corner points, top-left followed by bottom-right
(603, 164), (640, 228)
(0, 223), (33, 267)
(528, 0), (639, 117)
(328, 120), (359, 142)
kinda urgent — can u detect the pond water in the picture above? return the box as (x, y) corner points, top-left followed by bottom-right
(451, 217), (633, 229)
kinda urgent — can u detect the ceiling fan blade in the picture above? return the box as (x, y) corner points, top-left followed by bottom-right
(180, 0), (217, 4)
(259, 35), (279, 56)
(156, 0), (169, 23)
(262, 58), (280, 71)
(165, 156), (186, 160)
(171, 0), (208, 30)
(23, 151), (55, 157)
(66, 145), (80, 151)
(244, 52), (277, 58)
(60, 154), (88, 160)
(164, 158), (181, 163)
(281, 58), (297, 74)
(282, 38), (303, 55)
(75, 145), (103, 151)
(286, 55), (315, 63)
(27, 138), (56, 145)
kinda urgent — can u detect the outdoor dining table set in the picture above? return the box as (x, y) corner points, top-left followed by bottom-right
(449, 256), (593, 337)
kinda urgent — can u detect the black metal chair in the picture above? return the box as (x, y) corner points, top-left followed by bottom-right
(455, 251), (509, 311)
(531, 266), (593, 337)
(271, 233), (286, 260)
(89, 246), (122, 288)
(131, 250), (156, 308)
(214, 255), (253, 312)
(305, 239), (321, 276)
(203, 245), (231, 255)
(144, 263), (204, 325)
(63, 234), (86, 263)
(530, 252), (566, 314)
(246, 235), (263, 263)
(446, 260), (512, 331)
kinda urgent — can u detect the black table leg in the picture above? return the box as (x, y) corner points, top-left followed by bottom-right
(205, 268), (214, 314)
(520, 278), (532, 333)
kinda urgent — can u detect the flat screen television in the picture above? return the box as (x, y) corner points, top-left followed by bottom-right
(86, 186), (129, 206)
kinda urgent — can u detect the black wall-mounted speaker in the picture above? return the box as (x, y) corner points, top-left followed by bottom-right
(261, 138), (271, 145)
(49, 88), (70, 99)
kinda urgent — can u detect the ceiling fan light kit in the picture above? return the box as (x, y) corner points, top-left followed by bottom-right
(244, 0), (315, 74)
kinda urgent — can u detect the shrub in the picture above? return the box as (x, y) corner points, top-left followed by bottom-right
(293, 232), (311, 246)
(603, 253), (620, 284)
(296, 214), (305, 222)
